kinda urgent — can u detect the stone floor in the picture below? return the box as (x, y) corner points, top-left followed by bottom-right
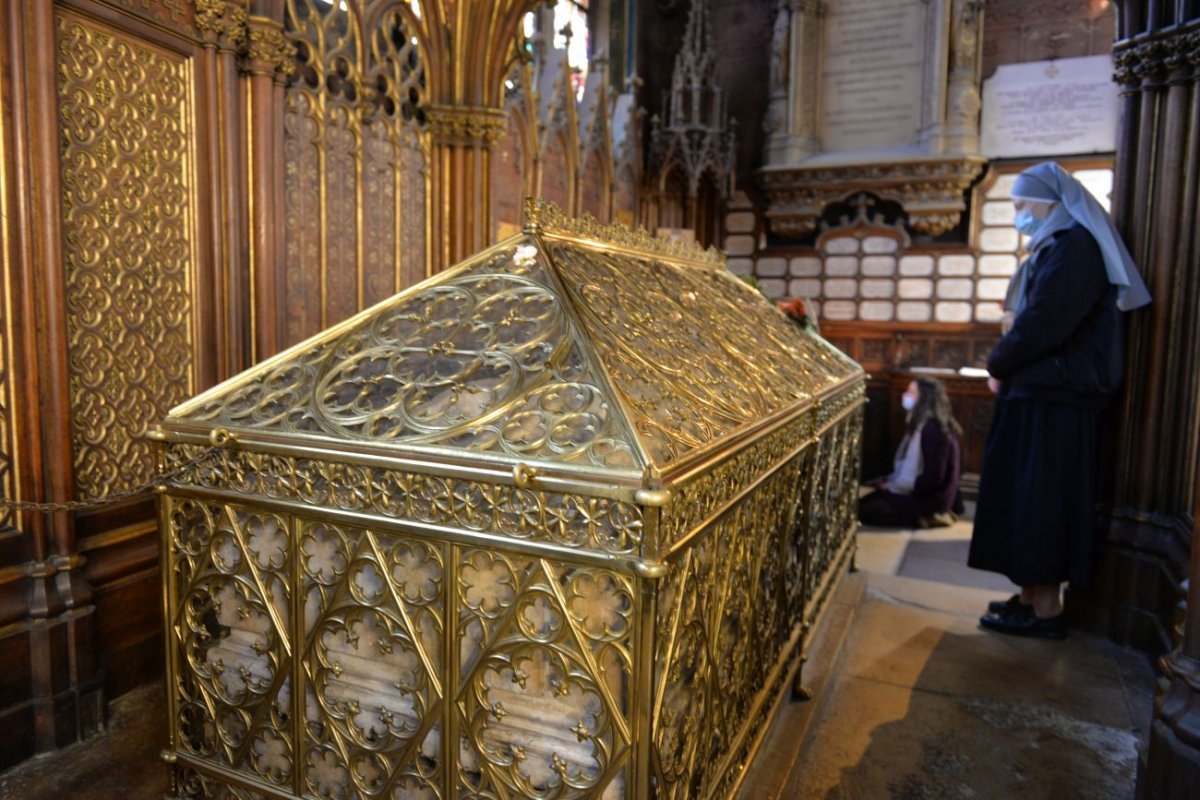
(0, 514), (1159, 800)
(0, 679), (169, 799)
(740, 513), (1158, 800)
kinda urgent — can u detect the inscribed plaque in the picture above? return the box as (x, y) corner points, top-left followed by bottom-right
(820, 0), (928, 151)
(981, 55), (1119, 158)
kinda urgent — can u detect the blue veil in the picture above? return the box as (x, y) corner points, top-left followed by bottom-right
(1009, 162), (1152, 312)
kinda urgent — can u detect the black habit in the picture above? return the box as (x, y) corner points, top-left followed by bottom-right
(968, 224), (1122, 588)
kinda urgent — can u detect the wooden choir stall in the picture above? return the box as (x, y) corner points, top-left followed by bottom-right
(152, 202), (866, 800)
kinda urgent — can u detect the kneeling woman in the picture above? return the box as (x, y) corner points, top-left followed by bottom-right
(859, 376), (962, 528)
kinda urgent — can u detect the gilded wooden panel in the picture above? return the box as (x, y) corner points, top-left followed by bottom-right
(56, 11), (197, 499)
(363, 118), (399, 308)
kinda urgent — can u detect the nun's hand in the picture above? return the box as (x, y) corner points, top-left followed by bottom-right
(987, 376), (1001, 394)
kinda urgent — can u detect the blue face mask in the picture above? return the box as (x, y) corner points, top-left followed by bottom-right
(1014, 208), (1045, 236)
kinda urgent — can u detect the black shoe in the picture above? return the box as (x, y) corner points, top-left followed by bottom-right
(979, 607), (1067, 640)
(986, 594), (1032, 616)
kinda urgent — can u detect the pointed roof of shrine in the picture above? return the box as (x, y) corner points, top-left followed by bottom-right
(163, 200), (861, 487)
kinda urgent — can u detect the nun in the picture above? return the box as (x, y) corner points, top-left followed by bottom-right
(968, 161), (1151, 639)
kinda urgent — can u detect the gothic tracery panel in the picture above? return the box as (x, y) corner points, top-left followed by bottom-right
(579, 149), (606, 222)
(540, 132), (571, 211)
(493, 107), (529, 241)
(284, 0), (428, 347)
(55, 11), (198, 499)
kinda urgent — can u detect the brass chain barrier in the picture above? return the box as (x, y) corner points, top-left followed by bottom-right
(0, 445), (222, 513)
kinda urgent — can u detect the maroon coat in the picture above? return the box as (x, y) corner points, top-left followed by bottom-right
(878, 420), (961, 522)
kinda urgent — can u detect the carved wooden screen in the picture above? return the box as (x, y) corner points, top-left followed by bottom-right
(539, 130), (570, 210)
(657, 168), (687, 231)
(613, 164), (636, 228)
(492, 106), (527, 240)
(283, 0), (428, 348)
(579, 147), (606, 221)
(55, 9), (201, 500)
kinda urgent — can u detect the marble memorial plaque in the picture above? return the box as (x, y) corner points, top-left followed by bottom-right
(861, 256), (898, 276)
(757, 257), (788, 277)
(725, 211), (756, 232)
(790, 278), (822, 298)
(724, 234), (755, 256)
(898, 278), (933, 299)
(897, 301), (932, 322)
(859, 300), (895, 321)
(977, 278), (1011, 301)
(790, 256), (823, 277)
(935, 301), (973, 323)
(981, 55), (1119, 158)
(976, 302), (1004, 323)
(899, 255), (935, 276)
(820, 0), (928, 151)
(824, 236), (860, 255)
(824, 278), (859, 299)
(861, 279), (895, 299)
(861, 236), (899, 255)
(825, 256), (860, 276)
(823, 300), (857, 321)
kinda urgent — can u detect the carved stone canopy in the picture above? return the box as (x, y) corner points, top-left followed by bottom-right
(759, 155), (987, 238)
(649, 0), (736, 197)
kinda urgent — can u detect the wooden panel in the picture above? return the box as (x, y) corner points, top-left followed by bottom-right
(821, 320), (1001, 373)
(0, 703), (36, 771)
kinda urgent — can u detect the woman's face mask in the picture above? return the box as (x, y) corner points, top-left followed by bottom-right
(1013, 200), (1057, 236)
(901, 394), (917, 412)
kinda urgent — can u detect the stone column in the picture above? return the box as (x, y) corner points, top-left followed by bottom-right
(940, 0), (984, 153)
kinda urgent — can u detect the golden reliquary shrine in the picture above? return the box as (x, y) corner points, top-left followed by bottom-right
(152, 200), (866, 800)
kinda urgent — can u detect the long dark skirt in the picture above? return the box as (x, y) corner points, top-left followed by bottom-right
(968, 395), (1098, 588)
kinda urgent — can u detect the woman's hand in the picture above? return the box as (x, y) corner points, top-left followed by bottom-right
(987, 376), (1002, 394)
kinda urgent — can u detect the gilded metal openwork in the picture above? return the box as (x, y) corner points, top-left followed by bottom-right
(158, 200), (866, 799)
(56, 10), (198, 500)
